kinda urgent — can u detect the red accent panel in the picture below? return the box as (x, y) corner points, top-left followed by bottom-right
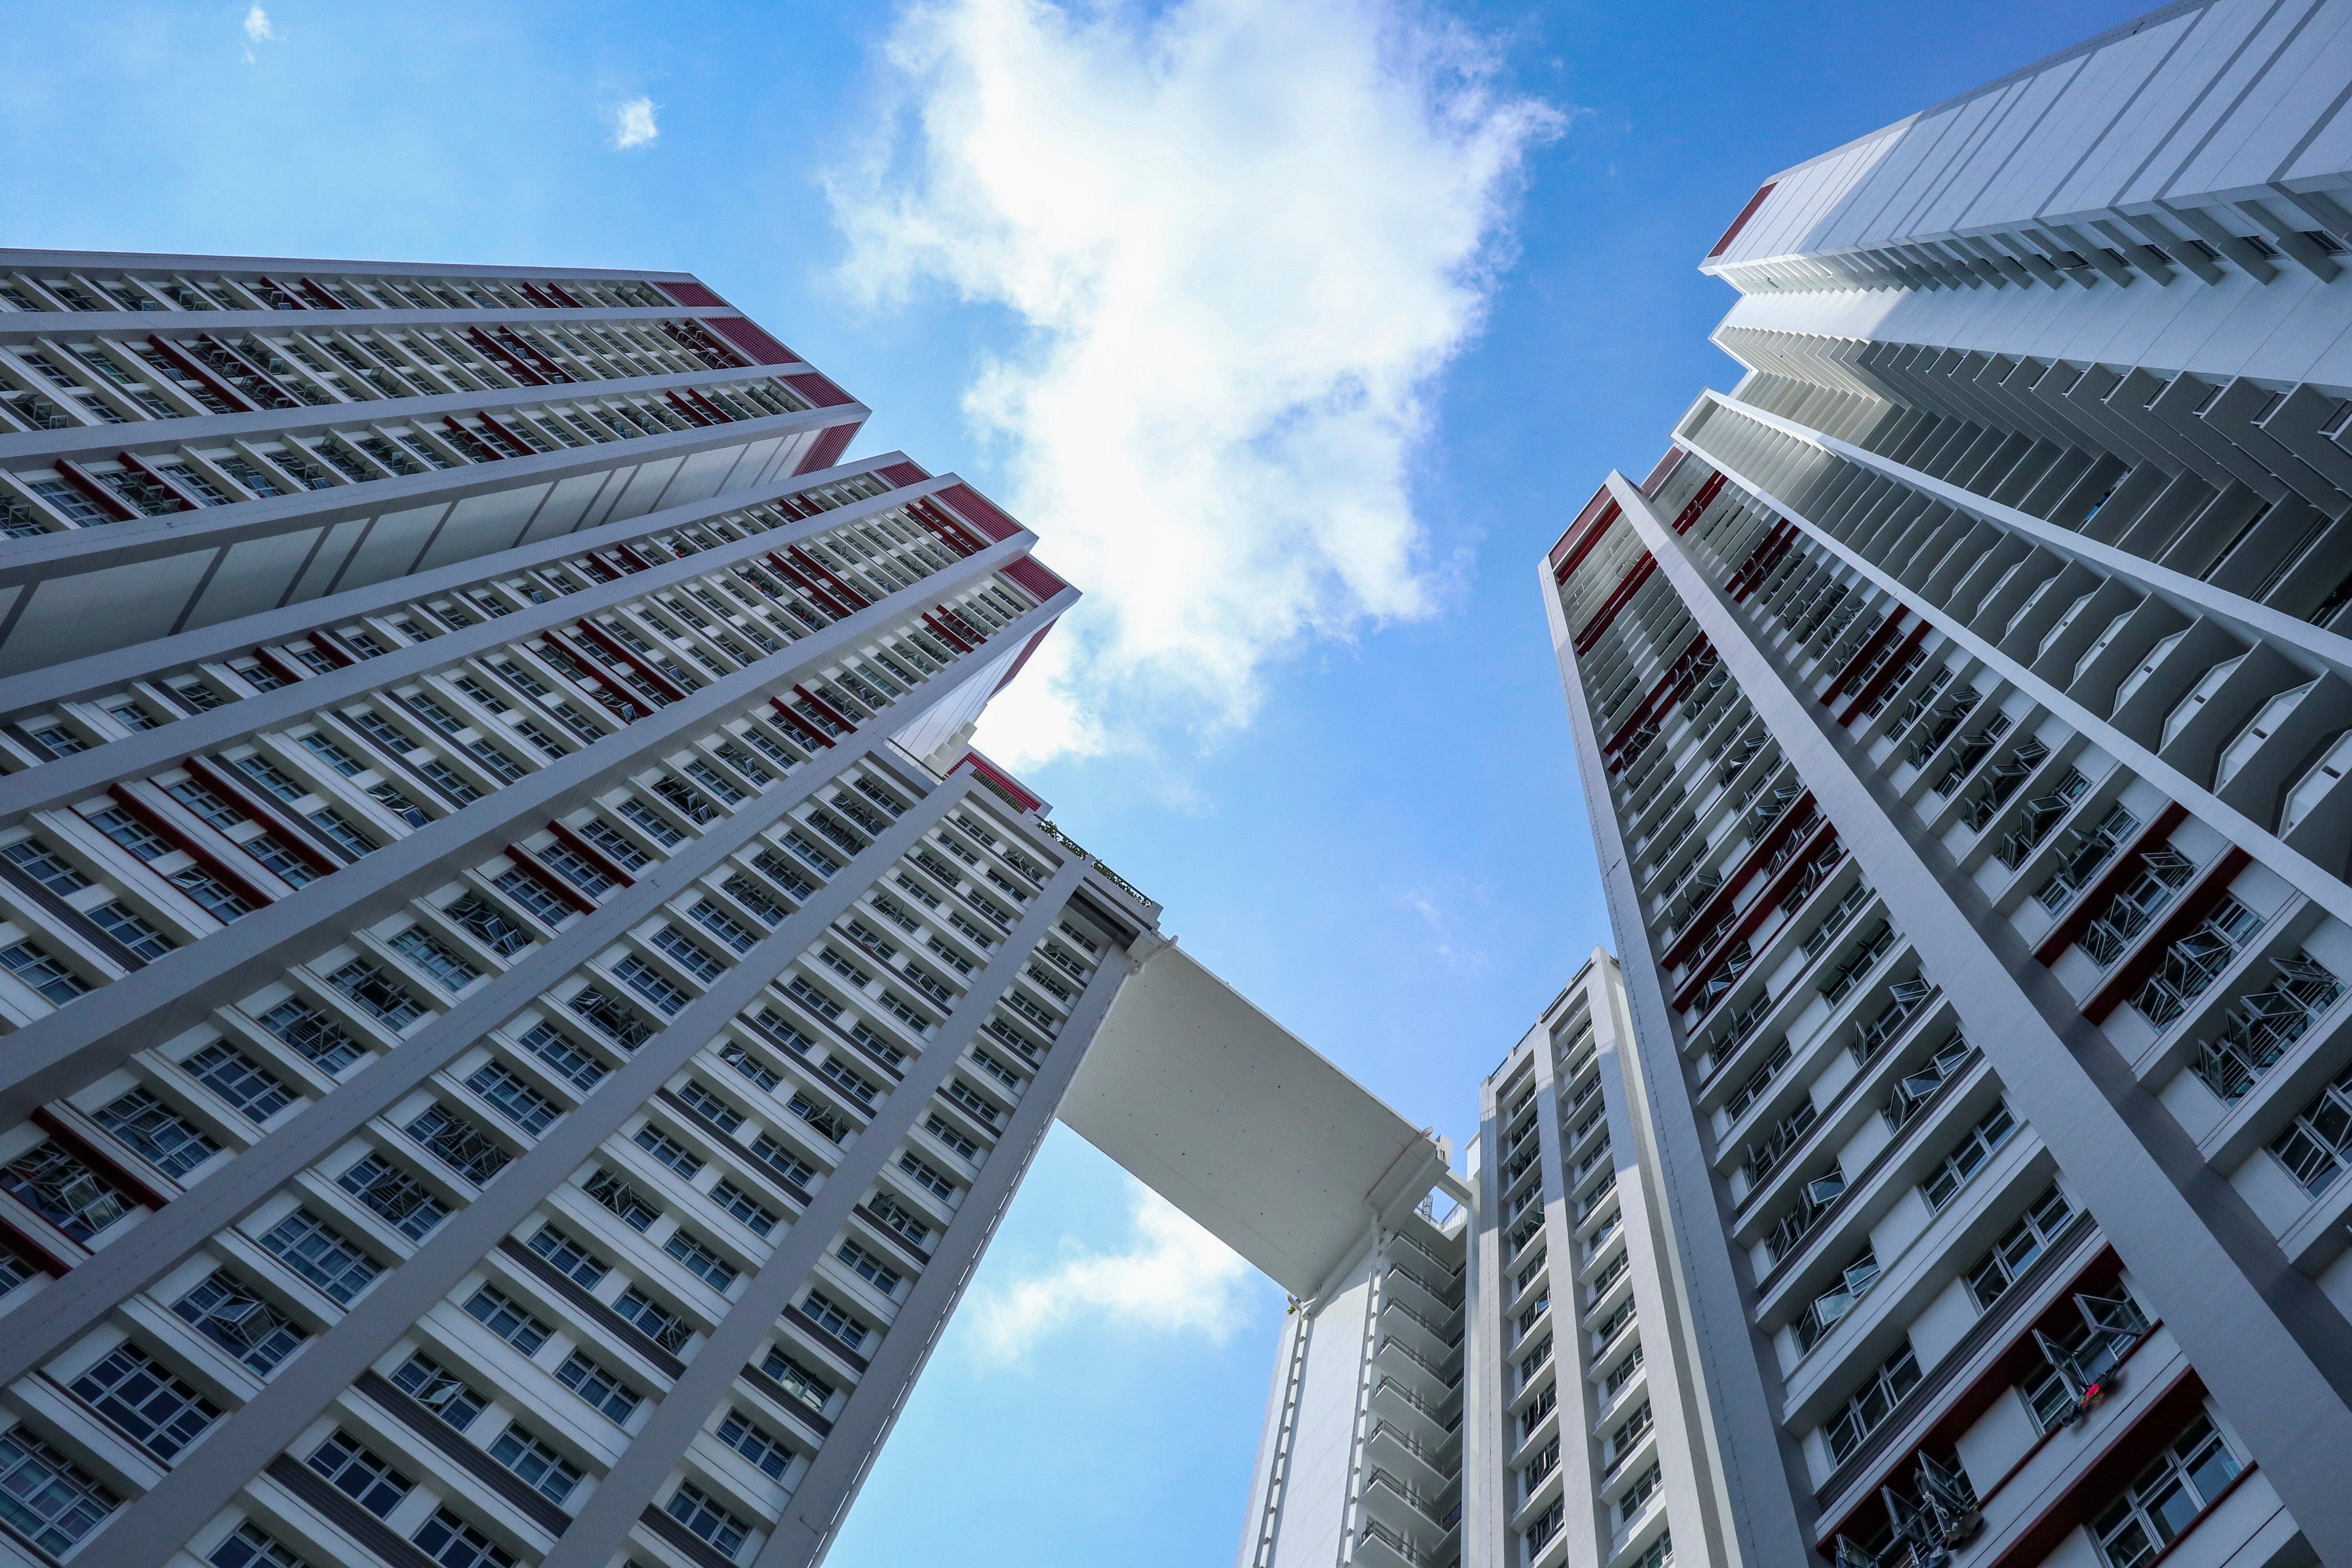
(54, 462), (138, 522)
(32, 1108), (171, 1210)
(1818, 611), (1909, 707)
(793, 685), (858, 735)
(922, 611), (975, 655)
(547, 820), (635, 887)
(1639, 446), (1686, 497)
(935, 484), (1023, 543)
(1603, 637), (1713, 762)
(2084, 847), (2253, 1024)
(1980, 1372), (2212, 1568)
(253, 276), (306, 308)
(1835, 619), (1930, 727)
(186, 756), (340, 877)
(786, 546), (870, 610)
(2034, 803), (2188, 964)
(575, 620), (688, 702)
(1003, 557), (1068, 602)
(662, 390), (717, 428)
(958, 752), (1042, 813)
(1728, 521), (1798, 602)
(105, 783), (277, 911)
(478, 414), (538, 458)
(1666, 799), (1823, 993)
(303, 631), (359, 669)
(878, 461), (929, 488)
(702, 315), (795, 365)
(660, 281), (730, 308)
(993, 623), (1054, 695)
(784, 372), (856, 408)
(253, 647), (309, 689)
(765, 553), (849, 619)
(296, 278), (346, 310)
(1549, 486), (1621, 583)
(1707, 180), (1778, 258)
(0, 1211), (72, 1277)
(768, 697), (835, 750)
(1670, 470), (1728, 534)
(1572, 555), (1657, 655)
(794, 423), (857, 476)
(506, 844), (597, 914)
(467, 327), (545, 387)
(147, 335), (258, 413)
(908, 498), (985, 555)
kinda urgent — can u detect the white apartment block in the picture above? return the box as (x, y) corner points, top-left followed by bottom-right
(1533, 4), (2352, 1568)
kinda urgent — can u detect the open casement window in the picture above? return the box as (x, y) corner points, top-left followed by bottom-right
(2026, 1290), (2151, 1430)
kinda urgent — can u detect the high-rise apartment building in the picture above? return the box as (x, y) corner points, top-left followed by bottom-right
(1536, 5), (2352, 1568)
(0, 246), (1183, 1568)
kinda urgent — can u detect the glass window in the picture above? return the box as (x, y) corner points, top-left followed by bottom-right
(665, 1482), (751, 1561)
(304, 1428), (412, 1517)
(182, 1041), (295, 1122)
(463, 1285), (552, 1355)
(172, 1271), (307, 1373)
(260, 1208), (381, 1304)
(339, 1153), (448, 1241)
(97, 1087), (218, 1179)
(69, 1345), (221, 1458)
(0, 1428), (118, 1554)
(2, 1142), (134, 1239)
(2091, 1416), (2241, 1568)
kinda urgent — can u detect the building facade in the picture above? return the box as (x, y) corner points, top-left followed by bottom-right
(0, 248), (1169, 1568)
(1539, 5), (2352, 1568)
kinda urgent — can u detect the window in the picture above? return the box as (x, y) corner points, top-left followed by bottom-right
(818, 1057), (876, 1106)
(0, 1428), (118, 1554)
(487, 1424), (582, 1505)
(2, 839), (87, 894)
(1965, 1187), (2072, 1308)
(801, 1289), (866, 1349)
(69, 1345), (221, 1458)
(1922, 1102), (2016, 1209)
(306, 1428), (413, 1517)
(665, 1228), (738, 1291)
(172, 864), (256, 923)
(406, 1103), (511, 1185)
(467, 1064), (561, 1136)
(1618, 1461), (1663, 1526)
(339, 1152), (448, 1240)
(579, 818), (652, 869)
(712, 1181), (781, 1238)
(540, 843), (614, 897)
(718, 1042), (781, 1092)
(89, 902), (175, 961)
(922, 1114), (976, 1161)
(716, 1408), (794, 1480)
(327, 958), (427, 1029)
(98, 1087), (218, 1178)
(897, 1153), (955, 1201)
(391, 928), (481, 992)
(173, 1271), (307, 1373)
(760, 1347), (833, 1413)
(585, 1168), (661, 1230)
(674, 1079), (743, 1133)
(615, 1287), (693, 1353)
(666, 1482), (752, 1561)
(618, 953), (692, 1014)
(634, 1125), (702, 1177)
(260, 1208), (381, 1303)
(493, 867), (571, 928)
(183, 1040), (295, 1122)
(256, 998), (367, 1073)
(527, 1223), (609, 1286)
(390, 1353), (486, 1430)
(87, 806), (169, 860)
(789, 1093), (849, 1144)
(211, 1522), (310, 1568)
(412, 1509), (516, 1568)
(464, 1285), (552, 1355)
(513, 1020), (605, 1092)
(0, 939), (88, 1006)
(837, 1241), (902, 1297)
(2091, 1416), (2241, 1568)
(555, 1350), (640, 1423)
(869, 1193), (933, 1248)
(2, 1142), (135, 1239)
(1825, 1342), (1919, 1461)
(569, 984), (654, 1049)
(686, 899), (759, 954)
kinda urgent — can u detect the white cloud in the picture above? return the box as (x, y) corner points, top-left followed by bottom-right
(832, 0), (1559, 764)
(241, 3), (276, 58)
(611, 96), (659, 150)
(963, 1179), (1255, 1360)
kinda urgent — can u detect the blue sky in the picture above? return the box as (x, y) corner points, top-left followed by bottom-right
(2, 2), (2153, 1562)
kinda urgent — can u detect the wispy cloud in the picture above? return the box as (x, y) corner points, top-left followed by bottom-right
(1396, 885), (1490, 975)
(831, 0), (1559, 765)
(611, 95), (659, 150)
(963, 1179), (1256, 1361)
(240, 3), (277, 60)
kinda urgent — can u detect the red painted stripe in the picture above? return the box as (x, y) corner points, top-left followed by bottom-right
(1549, 486), (1621, 583)
(1708, 181), (1779, 259)
(507, 844), (597, 914)
(957, 752), (1043, 812)
(185, 756), (340, 877)
(794, 685), (858, 735)
(1671, 470), (1727, 534)
(2082, 845), (2250, 1023)
(2034, 804), (2189, 964)
(1573, 555), (1658, 655)
(795, 423), (858, 476)
(922, 611), (975, 655)
(54, 461), (138, 522)
(765, 553), (849, 620)
(1836, 620), (1930, 727)
(146, 335), (258, 413)
(767, 698), (834, 750)
(575, 620), (688, 703)
(1819, 611), (1909, 707)
(547, 821), (635, 888)
(105, 783), (277, 910)
(1665, 800), (1824, 988)
(787, 547), (871, 611)
(33, 1107), (172, 1210)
